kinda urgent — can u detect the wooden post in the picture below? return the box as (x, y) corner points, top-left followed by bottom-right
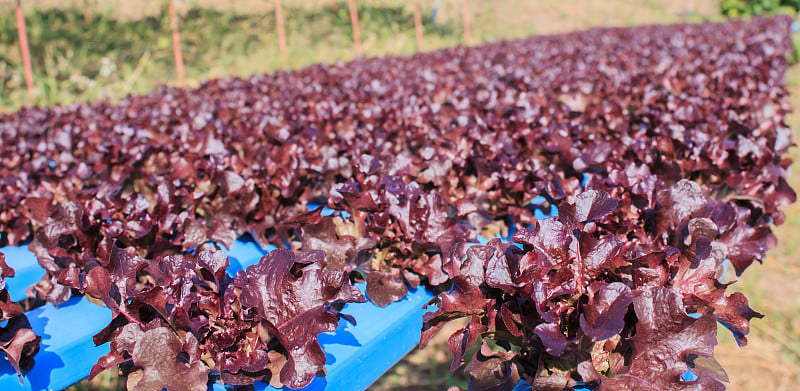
(15, 0), (34, 94)
(461, 0), (471, 44)
(83, 0), (92, 24)
(347, 0), (363, 55)
(413, 0), (423, 51)
(168, 1), (185, 88)
(275, 0), (287, 65)
(84, 0), (91, 24)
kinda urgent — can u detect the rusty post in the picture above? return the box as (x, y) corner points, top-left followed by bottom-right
(168, 1), (185, 88)
(84, 0), (91, 24)
(348, 0), (363, 55)
(413, 0), (423, 51)
(15, 0), (34, 94)
(275, 0), (287, 65)
(461, 0), (471, 44)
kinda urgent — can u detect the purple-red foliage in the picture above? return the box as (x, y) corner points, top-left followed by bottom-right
(0, 16), (794, 390)
(0, 252), (40, 384)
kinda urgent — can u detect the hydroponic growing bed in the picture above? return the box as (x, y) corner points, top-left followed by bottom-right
(0, 15), (795, 391)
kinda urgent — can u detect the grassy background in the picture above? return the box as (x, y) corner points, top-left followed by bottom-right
(0, 1), (796, 390)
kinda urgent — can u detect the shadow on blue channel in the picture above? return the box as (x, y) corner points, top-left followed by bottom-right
(212, 284), (434, 391)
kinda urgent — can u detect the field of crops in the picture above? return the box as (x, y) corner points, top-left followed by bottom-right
(0, 0), (720, 113)
(0, 9), (796, 390)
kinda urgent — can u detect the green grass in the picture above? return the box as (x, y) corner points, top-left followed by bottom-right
(0, 3), (466, 112)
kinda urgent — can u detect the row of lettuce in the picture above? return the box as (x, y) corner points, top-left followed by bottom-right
(0, 15), (795, 391)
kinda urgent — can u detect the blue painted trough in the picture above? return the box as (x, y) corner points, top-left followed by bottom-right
(0, 202), (591, 391)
